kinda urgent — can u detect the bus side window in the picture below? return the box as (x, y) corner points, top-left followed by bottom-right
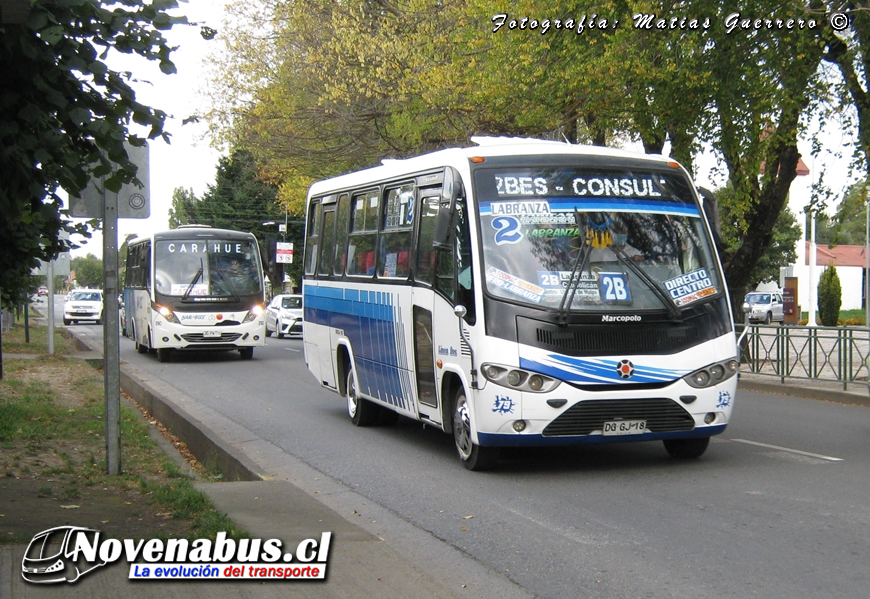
(415, 195), (440, 285)
(304, 201), (321, 276)
(455, 200), (475, 324)
(347, 190), (379, 277)
(334, 193), (349, 276)
(379, 184), (414, 279)
(318, 208), (336, 277)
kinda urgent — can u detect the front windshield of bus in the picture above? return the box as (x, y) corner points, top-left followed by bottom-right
(474, 165), (722, 314)
(154, 239), (262, 299)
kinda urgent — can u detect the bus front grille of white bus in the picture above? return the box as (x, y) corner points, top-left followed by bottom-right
(180, 332), (243, 343)
(542, 399), (694, 436)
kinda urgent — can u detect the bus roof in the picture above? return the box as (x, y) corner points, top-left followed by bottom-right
(307, 136), (680, 197)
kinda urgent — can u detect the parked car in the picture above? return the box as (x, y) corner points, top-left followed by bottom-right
(743, 291), (784, 324)
(37, 286), (48, 296)
(265, 294), (303, 338)
(63, 289), (104, 326)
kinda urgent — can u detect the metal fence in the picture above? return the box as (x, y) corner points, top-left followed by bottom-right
(736, 323), (870, 393)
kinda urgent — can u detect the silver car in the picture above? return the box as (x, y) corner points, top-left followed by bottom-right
(265, 294), (303, 338)
(743, 291), (784, 324)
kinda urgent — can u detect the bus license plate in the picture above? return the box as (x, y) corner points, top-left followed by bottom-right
(602, 420), (647, 436)
(203, 330), (220, 338)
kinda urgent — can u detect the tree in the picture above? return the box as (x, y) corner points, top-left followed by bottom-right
(817, 264), (842, 325)
(168, 149), (300, 291)
(718, 186), (803, 286)
(168, 187), (200, 229)
(0, 0), (199, 305)
(71, 254), (103, 289)
(822, 3), (870, 179)
(818, 182), (869, 246)
(206, 0), (838, 305)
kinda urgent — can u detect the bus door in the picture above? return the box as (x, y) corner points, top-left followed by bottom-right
(412, 192), (473, 426)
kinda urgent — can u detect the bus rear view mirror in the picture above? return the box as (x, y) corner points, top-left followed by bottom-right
(433, 166), (463, 250)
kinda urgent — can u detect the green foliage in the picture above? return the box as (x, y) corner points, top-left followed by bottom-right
(815, 182), (869, 247)
(71, 254), (104, 289)
(0, 0), (188, 306)
(166, 150), (299, 291)
(168, 188), (199, 229)
(714, 185), (802, 286)
(817, 264), (842, 327)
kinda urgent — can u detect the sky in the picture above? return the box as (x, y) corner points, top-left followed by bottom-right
(68, 0), (230, 258)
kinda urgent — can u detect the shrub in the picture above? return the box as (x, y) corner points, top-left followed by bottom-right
(817, 264), (842, 327)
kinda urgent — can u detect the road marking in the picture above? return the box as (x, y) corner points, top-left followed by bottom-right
(730, 438), (843, 462)
(284, 348), (301, 352)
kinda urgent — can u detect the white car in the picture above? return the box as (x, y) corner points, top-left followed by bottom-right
(63, 289), (104, 326)
(265, 294), (303, 338)
(743, 291), (785, 324)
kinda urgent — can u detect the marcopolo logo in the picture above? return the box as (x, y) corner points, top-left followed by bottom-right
(21, 526), (332, 584)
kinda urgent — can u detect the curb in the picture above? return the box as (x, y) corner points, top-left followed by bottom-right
(738, 375), (870, 408)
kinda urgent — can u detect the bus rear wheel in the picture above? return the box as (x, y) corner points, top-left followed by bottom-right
(452, 389), (498, 471)
(663, 437), (710, 459)
(346, 367), (378, 426)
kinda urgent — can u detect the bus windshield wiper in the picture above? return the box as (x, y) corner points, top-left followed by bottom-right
(611, 246), (682, 322)
(182, 260), (204, 301)
(557, 232), (592, 326)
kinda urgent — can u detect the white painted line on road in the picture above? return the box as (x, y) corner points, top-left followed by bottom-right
(731, 438), (843, 462)
(284, 347), (302, 352)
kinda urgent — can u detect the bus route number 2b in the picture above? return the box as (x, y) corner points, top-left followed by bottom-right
(598, 272), (631, 303)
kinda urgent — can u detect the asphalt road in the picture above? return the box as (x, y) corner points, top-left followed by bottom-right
(60, 304), (870, 599)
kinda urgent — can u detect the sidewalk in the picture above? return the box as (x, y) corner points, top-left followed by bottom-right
(1, 325), (533, 599)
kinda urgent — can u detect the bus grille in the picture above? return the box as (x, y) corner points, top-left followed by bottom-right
(180, 332), (243, 343)
(542, 398), (695, 436)
(533, 325), (698, 355)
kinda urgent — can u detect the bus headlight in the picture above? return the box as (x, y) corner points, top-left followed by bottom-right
(243, 304), (264, 323)
(154, 303), (180, 324)
(480, 363), (560, 393)
(683, 359), (739, 389)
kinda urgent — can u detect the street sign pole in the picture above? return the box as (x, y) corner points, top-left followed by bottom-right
(103, 184), (121, 476)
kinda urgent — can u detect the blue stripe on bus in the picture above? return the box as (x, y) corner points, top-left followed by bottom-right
(479, 198), (699, 217)
(305, 285), (409, 410)
(519, 355), (687, 385)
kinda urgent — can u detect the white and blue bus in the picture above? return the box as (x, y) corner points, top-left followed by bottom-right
(123, 225), (266, 362)
(302, 137), (737, 470)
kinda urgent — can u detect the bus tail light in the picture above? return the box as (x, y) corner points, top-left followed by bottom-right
(481, 363), (560, 393)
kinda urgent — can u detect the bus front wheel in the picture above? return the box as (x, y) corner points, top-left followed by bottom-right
(346, 367), (378, 426)
(452, 390), (498, 471)
(157, 348), (171, 363)
(239, 347), (254, 360)
(663, 437), (710, 459)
